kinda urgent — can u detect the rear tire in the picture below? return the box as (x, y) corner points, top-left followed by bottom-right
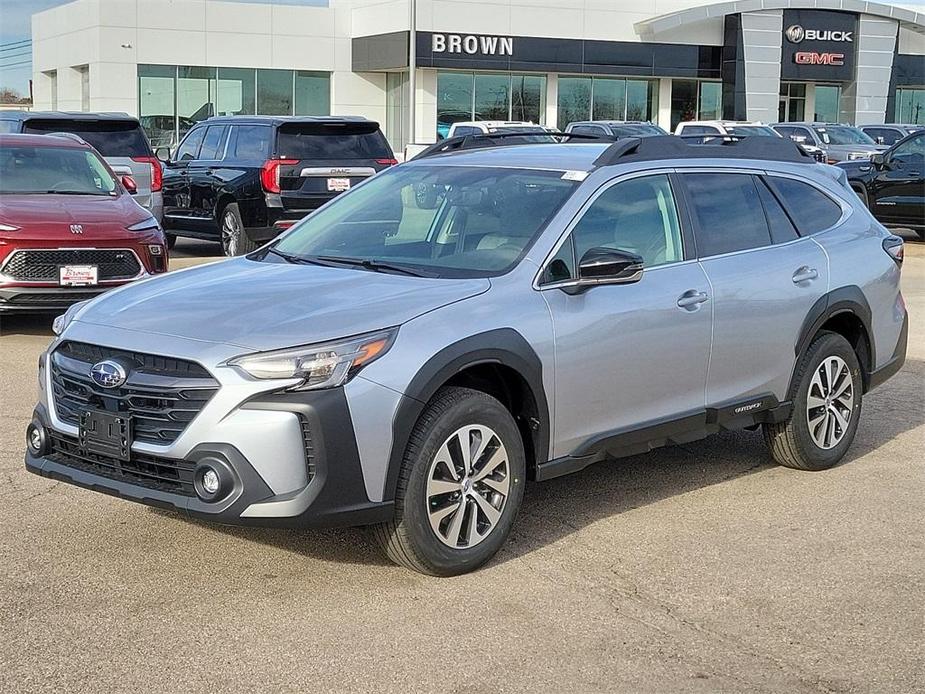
(220, 203), (258, 257)
(372, 387), (526, 576)
(763, 332), (862, 471)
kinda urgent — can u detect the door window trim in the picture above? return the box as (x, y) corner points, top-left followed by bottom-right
(533, 168), (695, 291)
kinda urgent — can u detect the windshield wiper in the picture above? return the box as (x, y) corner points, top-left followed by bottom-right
(266, 247), (330, 266)
(315, 256), (432, 277)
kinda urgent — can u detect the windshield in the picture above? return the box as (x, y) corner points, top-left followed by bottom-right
(813, 126), (876, 146)
(270, 165), (579, 278)
(22, 119), (151, 157)
(728, 125), (778, 137)
(0, 145), (117, 195)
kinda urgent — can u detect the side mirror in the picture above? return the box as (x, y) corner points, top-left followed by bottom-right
(871, 152), (888, 169)
(557, 247), (643, 294)
(121, 175), (138, 194)
(155, 146), (171, 163)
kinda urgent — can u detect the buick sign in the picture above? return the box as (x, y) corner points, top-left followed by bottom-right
(785, 24), (853, 43)
(89, 360), (128, 389)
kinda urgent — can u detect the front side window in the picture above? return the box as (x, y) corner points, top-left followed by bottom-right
(0, 145), (117, 195)
(174, 127), (205, 161)
(765, 176), (843, 235)
(685, 173), (771, 257)
(568, 174), (684, 272)
(271, 166), (579, 278)
(892, 132), (925, 161)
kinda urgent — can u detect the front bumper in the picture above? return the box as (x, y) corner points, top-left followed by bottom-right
(25, 340), (394, 528)
(0, 286), (109, 313)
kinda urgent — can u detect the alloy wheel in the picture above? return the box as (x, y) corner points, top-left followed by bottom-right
(425, 424), (511, 549)
(221, 211), (240, 256)
(805, 355), (854, 450)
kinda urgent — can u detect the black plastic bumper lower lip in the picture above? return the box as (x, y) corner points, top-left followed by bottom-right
(0, 286), (108, 312)
(24, 390), (395, 530)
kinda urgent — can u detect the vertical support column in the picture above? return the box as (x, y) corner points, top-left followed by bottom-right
(657, 78), (672, 131)
(545, 73), (558, 129)
(840, 16), (898, 125)
(741, 10), (783, 123)
(414, 69), (437, 145)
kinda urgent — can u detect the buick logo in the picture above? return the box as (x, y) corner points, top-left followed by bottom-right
(786, 25), (805, 43)
(89, 360), (128, 389)
(69, 224), (83, 234)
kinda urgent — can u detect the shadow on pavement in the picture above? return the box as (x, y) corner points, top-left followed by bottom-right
(181, 358), (924, 570)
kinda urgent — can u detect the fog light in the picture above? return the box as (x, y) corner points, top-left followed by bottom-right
(202, 468), (220, 495)
(148, 244), (163, 256)
(26, 422), (48, 456)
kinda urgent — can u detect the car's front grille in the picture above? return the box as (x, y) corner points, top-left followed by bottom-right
(47, 431), (196, 497)
(50, 341), (218, 445)
(298, 414), (316, 483)
(2, 249), (142, 282)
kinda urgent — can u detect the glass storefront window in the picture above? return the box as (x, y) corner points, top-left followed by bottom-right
(257, 69), (293, 116)
(591, 78), (626, 121)
(896, 88), (925, 124)
(512, 74), (546, 123)
(295, 71), (330, 116)
(626, 80), (654, 121)
(437, 72), (547, 139)
(474, 74), (511, 121)
(217, 67), (255, 116)
(177, 66), (216, 136)
(557, 76), (592, 128)
(779, 82), (806, 122)
(698, 81), (722, 120)
(139, 64), (177, 149)
(814, 85), (840, 122)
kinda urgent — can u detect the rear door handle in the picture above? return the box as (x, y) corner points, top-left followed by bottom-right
(792, 266), (818, 283)
(677, 290), (709, 309)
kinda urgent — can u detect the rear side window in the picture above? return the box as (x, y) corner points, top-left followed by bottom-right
(681, 125), (719, 136)
(228, 125), (272, 160)
(684, 173), (771, 257)
(197, 125), (228, 160)
(451, 126), (481, 137)
(22, 119), (151, 157)
(755, 178), (799, 244)
(765, 176), (843, 235)
(569, 125), (607, 138)
(277, 122), (392, 159)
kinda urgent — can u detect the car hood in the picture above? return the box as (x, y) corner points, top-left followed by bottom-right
(73, 257), (490, 351)
(0, 193), (151, 241)
(826, 143), (886, 154)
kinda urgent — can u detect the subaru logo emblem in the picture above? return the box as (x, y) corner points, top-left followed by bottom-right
(786, 25), (805, 43)
(69, 224), (83, 234)
(89, 360), (128, 389)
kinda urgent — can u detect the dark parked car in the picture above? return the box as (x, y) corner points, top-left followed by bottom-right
(159, 116), (396, 256)
(0, 111), (163, 221)
(565, 120), (668, 139)
(859, 124), (923, 147)
(838, 130), (925, 239)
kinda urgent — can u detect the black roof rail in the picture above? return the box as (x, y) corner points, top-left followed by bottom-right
(592, 134), (814, 168)
(412, 130), (612, 159)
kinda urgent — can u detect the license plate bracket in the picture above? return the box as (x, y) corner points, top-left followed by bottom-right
(59, 265), (98, 286)
(79, 410), (132, 461)
(327, 177), (350, 192)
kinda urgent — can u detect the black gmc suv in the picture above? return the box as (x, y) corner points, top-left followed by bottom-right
(159, 116), (396, 255)
(838, 130), (925, 240)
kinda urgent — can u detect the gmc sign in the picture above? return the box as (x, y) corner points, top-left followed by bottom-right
(794, 51), (845, 66)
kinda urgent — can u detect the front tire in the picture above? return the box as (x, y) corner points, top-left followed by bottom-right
(220, 203), (258, 257)
(373, 387), (526, 576)
(763, 332), (862, 471)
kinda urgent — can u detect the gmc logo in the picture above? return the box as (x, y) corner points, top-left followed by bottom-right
(795, 51), (845, 66)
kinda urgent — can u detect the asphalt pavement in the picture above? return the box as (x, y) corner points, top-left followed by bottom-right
(0, 234), (922, 693)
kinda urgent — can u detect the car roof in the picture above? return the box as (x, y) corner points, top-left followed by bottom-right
(570, 121), (658, 127)
(0, 132), (89, 148)
(0, 110), (140, 123)
(199, 115), (377, 127)
(452, 121), (536, 127)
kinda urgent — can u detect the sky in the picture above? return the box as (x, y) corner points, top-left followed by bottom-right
(1, 0), (924, 96)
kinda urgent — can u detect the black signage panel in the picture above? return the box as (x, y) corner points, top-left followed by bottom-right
(781, 9), (857, 82)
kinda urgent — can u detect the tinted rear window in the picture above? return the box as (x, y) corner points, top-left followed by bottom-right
(765, 176), (843, 235)
(685, 173), (772, 257)
(22, 119), (151, 157)
(277, 122), (392, 160)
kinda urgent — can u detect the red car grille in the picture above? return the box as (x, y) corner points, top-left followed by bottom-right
(2, 249), (142, 282)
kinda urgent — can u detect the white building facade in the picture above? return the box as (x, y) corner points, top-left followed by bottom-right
(30, 0), (925, 151)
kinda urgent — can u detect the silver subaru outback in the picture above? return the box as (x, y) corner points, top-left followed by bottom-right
(25, 136), (908, 576)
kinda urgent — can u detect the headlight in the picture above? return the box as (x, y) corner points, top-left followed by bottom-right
(126, 216), (161, 232)
(226, 328), (398, 390)
(0, 223), (19, 232)
(52, 300), (90, 335)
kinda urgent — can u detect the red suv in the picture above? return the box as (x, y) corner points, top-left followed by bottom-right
(0, 133), (168, 313)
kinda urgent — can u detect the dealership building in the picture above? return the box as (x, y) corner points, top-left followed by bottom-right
(30, 0), (925, 150)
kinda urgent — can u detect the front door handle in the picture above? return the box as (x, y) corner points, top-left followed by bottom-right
(677, 289), (709, 309)
(792, 266), (818, 284)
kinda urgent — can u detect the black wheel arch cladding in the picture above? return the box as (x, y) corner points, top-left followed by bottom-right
(792, 286), (874, 395)
(383, 328), (549, 502)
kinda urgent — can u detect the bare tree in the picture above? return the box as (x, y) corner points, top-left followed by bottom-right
(0, 87), (32, 105)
